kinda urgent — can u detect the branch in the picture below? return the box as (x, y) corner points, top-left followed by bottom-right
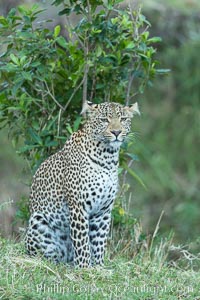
(23, 89), (44, 110)
(129, 91), (139, 101)
(44, 80), (64, 111)
(128, 1), (141, 40)
(122, 159), (134, 187)
(63, 77), (85, 111)
(86, 0), (92, 23)
(65, 16), (85, 50)
(57, 108), (62, 137)
(82, 63), (89, 110)
(90, 68), (97, 101)
(126, 72), (135, 105)
(126, 59), (142, 105)
(82, 40), (90, 112)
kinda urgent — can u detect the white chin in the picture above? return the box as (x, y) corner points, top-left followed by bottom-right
(110, 140), (123, 145)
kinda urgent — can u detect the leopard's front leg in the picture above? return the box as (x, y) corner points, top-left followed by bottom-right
(89, 210), (112, 266)
(68, 203), (91, 267)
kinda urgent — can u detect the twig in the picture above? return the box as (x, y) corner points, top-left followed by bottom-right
(82, 63), (89, 110)
(44, 80), (64, 110)
(128, 2), (141, 40)
(57, 108), (62, 137)
(141, 25), (150, 36)
(129, 91), (139, 100)
(126, 72), (135, 105)
(63, 77), (85, 111)
(104, 89), (110, 102)
(23, 89), (44, 110)
(126, 59), (142, 104)
(122, 159), (134, 186)
(82, 40), (90, 112)
(65, 13), (89, 112)
(90, 68), (97, 101)
(87, 0), (92, 23)
(65, 16), (85, 49)
(51, 78), (55, 99)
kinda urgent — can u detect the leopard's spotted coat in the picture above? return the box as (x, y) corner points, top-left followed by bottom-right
(25, 101), (140, 267)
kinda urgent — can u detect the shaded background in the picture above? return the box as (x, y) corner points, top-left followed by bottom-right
(0, 0), (200, 246)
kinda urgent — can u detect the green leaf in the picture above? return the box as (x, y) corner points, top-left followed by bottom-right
(139, 14), (151, 26)
(66, 124), (73, 134)
(122, 162), (147, 190)
(54, 25), (61, 38)
(127, 153), (139, 162)
(148, 37), (162, 43)
(10, 53), (19, 65)
(46, 116), (58, 131)
(96, 45), (103, 57)
(8, 8), (17, 17)
(96, 83), (105, 90)
(18, 6), (27, 15)
(22, 71), (32, 81)
(17, 145), (38, 153)
(30, 61), (41, 67)
(45, 139), (58, 147)
(125, 41), (135, 49)
(92, 28), (102, 34)
(7, 106), (22, 111)
(73, 116), (82, 132)
(12, 80), (24, 95)
(118, 167), (123, 175)
(28, 128), (43, 145)
(56, 36), (68, 49)
(55, 136), (66, 140)
(155, 69), (171, 74)
(0, 16), (8, 26)
(20, 56), (28, 65)
(52, 0), (65, 6)
(31, 3), (40, 11)
(58, 8), (72, 16)
(32, 9), (46, 16)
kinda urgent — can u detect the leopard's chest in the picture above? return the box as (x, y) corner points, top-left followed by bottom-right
(84, 158), (118, 215)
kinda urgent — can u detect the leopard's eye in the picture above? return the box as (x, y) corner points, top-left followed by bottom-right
(121, 117), (128, 121)
(99, 117), (109, 122)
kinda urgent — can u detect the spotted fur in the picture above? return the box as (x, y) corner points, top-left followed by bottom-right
(25, 102), (140, 267)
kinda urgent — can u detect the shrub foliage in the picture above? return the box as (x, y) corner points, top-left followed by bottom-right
(0, 0), (163, 171)
(0, 1), (165, 225)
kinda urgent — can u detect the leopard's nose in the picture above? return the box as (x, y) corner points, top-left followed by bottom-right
(111, 130), (122, 137)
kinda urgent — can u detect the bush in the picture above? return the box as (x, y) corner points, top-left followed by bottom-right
(0, 1), (164, 170)
(0, 1), (165, 226)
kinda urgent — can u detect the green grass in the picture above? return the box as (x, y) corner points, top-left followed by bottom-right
(0, 238), (200, 300)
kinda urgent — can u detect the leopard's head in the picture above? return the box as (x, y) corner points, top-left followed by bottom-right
(82, 102), (140, 145)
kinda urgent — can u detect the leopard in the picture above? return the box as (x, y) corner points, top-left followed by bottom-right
(25, 101), (140, 267)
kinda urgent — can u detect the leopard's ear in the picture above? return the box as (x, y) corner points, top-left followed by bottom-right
(125, 102), (140, 117)
(81, 101), (98, 115)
